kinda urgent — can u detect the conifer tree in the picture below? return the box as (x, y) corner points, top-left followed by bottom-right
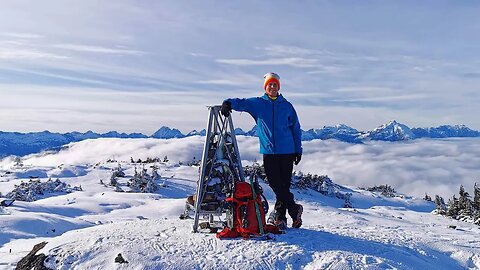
(151, 165), (160, 180)
(446, 195), (459, 218)
(475, 213), (480, 226)
(474, 183), (480, 212)
(127, 165), (159, 193)
(134, 167), (138, 178)
(435, 195), (446, 215)
(110, 172), (117, 186)
(474, 183), (480, 225)
(111, 163), (125, 178)
(458, 185), (474, 219)
(459, 185), (467, 200)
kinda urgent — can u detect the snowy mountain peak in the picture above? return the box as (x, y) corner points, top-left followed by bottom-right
(186, 129), (206, 136)
(363, 120), (416, 141)
(234, 128), (247, 135)
(302, 124), (361, 142)
(151, 126), (185, 139)
(325, 124), (359, 134)
(388, 120), (398, 125)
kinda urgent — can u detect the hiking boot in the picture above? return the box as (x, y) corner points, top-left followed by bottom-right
(274, 220), (288, 230)
(291, 204), (303, 228)
(267, 210), (276, 225)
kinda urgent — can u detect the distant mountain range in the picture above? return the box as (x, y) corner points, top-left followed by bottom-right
(1, 120), (479, 157)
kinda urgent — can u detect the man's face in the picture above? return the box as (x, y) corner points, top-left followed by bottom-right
(265, 81), (279, 97)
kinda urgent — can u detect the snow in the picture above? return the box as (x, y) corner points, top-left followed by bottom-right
(1, 137), (480, 269)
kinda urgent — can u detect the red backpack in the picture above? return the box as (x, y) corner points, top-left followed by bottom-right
(216, 181), (279, 239)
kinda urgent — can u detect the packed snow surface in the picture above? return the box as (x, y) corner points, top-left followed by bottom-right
(1, 137), (479, 269)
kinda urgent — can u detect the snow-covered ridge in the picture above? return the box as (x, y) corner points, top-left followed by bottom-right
(1, 121), (480, 157)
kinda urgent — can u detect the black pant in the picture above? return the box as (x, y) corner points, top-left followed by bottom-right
(263, 154), (297, 221)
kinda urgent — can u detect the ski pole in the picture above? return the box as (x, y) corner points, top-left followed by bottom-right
(249, 173), (264, 235)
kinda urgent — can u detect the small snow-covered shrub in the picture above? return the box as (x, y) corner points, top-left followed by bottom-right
(126, 167), (159, 193)
(243, 163), (352, 206)
(363, 184), (397, 197)
(293, 172), (352, 203)
(6, 178), (82, 202)
(112, 164), (125, 178)
(243, 162), (266, 180)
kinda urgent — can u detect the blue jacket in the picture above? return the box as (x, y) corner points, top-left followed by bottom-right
(226, 94), (302, 155)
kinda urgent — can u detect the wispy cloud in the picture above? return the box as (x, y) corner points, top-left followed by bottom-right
(263, 45), (330, 57)
(0, 34), (66, 60)
(306, 66), (346, 75)
(0, 32), (44, 39)
(333, 87), (395, 93)
(0, 84), (227, 133)
(332, 94), (427, 103)
(196, 72), (259, 87)
(328, 86), (426, 102)
(197, 79), (245, 86)
(189, 52), (210, 57)
(0, 67), (116, 86)
(52, 44), (145, 55)
(216, 57), (319, 68)
(217, 45), (339, 69)
(0, 48), (68, 60)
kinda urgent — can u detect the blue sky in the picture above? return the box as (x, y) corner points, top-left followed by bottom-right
(1, 0), (479, 134)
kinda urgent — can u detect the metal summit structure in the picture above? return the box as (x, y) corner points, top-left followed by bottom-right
(192, 105), (245, 233)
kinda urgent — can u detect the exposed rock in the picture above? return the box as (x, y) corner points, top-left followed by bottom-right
(114, 253), (129, 264)
(15, 242), (50, 270)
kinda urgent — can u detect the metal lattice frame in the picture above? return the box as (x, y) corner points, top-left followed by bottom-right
(192, 106), (245, 233)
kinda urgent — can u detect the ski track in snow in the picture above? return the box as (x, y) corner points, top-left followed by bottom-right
(0, 138), (480, 269)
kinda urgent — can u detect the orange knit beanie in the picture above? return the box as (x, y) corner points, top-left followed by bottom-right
(263, 72), (280, 90)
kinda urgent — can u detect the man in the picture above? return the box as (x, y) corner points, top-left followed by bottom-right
(221, 72), (303, 229)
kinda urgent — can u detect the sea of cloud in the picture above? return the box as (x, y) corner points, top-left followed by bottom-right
(295, 138), (480, 200)
(2, 136), (478, 200)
